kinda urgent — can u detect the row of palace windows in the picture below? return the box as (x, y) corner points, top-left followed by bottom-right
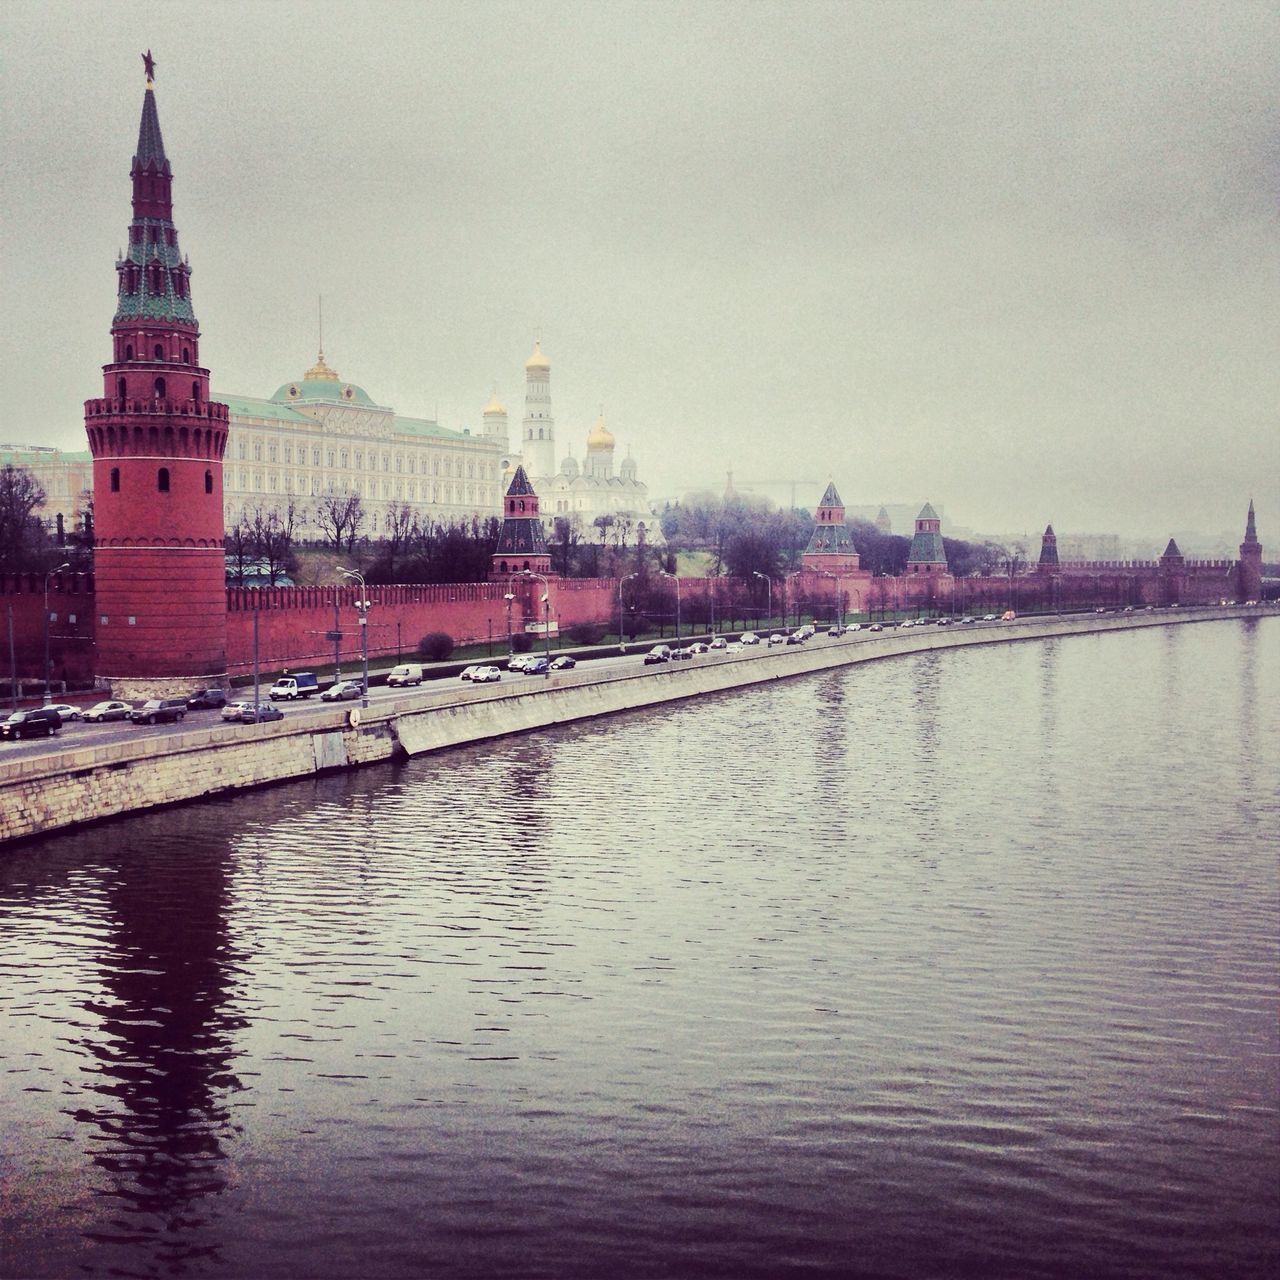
(231, 470), (490, 504)
(108, 467), (213, 495)
(233, 438), (491, 479)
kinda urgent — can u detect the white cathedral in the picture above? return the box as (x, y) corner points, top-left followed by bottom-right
(481, 341), (653, 539)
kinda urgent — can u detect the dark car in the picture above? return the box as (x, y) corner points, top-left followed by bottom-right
(523, 657), (550, 675)
(1, 707), (62, 740)
(187, 688), (227, 710)
(129, 698), (187, 725)
(549, 656), (576, 671)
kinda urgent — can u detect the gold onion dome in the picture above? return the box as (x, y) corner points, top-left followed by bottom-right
(586, 412), (615, 451)
(525, 341), (550, 371)
(305, 348), (340, 381)
(484, 391), (507, 415)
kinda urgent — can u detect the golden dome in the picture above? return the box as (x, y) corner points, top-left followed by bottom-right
(305, 348), (340, 381)
(525, 341), (550, 372)
(586, 412), (615, 451)
(484, 391), (507, 416)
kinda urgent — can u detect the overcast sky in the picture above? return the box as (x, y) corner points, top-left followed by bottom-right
(2, 0), (1276, 540)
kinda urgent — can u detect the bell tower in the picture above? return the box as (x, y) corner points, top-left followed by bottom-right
(83, 54), (230, 697)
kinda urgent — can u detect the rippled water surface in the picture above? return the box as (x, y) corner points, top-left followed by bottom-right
(2, 619), (1277, 1278)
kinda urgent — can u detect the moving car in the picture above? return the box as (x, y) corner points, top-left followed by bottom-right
(787, 630), (806, 644)
(83, 699), (133, 723)
(769, 633), (786, 645)
(506, 655), (532, 672)
(709, 637), (728, 650)
(41, 702), (83, 720)
(868, 624), (883, 632)
(221, 701), (255, 722)
(234, 702), (283, 724)
(386, 663), (424, 687)
(321, 680), (363, 701)
(129, 698), (187, 725)
(670, 647), (693, 660)
(523, 657), (550, 675)
(460, 665), (481, 681)
(187, 688), (227, 710)
(470, 665), (502, 682)
(846, 623), (862, 632)
(741, 632), (760, 645)
(1, 707), (61, 740)
(687, 642), (709, 655)
(644, 645), (672, 664)
(549, 656), (576, 670)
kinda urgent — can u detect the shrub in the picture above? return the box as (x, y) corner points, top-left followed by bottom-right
(417, 632), (454, 662)
(511, 632), (533, 653)
(568, 622), (606, 646)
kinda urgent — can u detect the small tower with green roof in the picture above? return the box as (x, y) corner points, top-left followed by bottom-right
(906, 503), (948, 574)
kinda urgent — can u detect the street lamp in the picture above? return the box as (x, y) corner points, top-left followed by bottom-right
(43, 561), (70, 703)
(522, 570), (552, 675)
(503, 589), (516, 658)
(660, 570), (681, 639)
(752, 570), (772, 631)
(783, 571), (801, 630)
(338, 566), (370, 707)
(618, 572), (639, 648)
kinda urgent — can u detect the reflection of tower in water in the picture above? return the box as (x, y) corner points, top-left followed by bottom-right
(68, 815), (245, 1273)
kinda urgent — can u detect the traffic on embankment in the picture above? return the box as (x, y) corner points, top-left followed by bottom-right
(1, 604), (1273, 846)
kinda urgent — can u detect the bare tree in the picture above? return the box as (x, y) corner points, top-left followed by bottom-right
(0, 465), (49, 571)
(225, 518), (253, 586)
(314, 492), (364, 553)
(251, 501), (299, 585)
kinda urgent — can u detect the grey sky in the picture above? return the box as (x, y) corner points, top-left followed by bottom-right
(2, 0), (1276, 541)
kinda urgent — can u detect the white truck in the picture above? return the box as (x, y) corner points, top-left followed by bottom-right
(268, 672), (319, 700)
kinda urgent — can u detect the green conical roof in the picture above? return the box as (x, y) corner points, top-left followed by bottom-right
(134, 86), (169, 171)
(917, 502), (939, 521)
(818, 481), (842, 508)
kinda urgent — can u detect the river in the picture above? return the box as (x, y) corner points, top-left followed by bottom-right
(1, 618), (1277, 1278)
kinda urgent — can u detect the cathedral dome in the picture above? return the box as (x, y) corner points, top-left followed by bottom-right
(586, 413), (614, 451)
(525, 341), (550, 372)
(483, 392), (507, 416)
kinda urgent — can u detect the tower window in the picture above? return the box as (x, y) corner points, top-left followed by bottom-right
(157, 468), (170, 492)
(125, 344), (134, 360)
(110, 468), (120, 492)
(117, 377), (126, 399)
(154, 377), (166, 398)
(154, 344), (164, 360)
(182, 347), (190, 362)
(205, 470), (213, 495)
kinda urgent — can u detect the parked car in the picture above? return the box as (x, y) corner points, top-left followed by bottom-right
(470, 665), (502, 682)
(221, 701), (255, 722)
(235, 702), (284, 723)
(386, 663), (424, 687)
(549, 656), (576, 670)
(268, 672), (319, 700)
(460, 665), (481, 681)
(41, 702), (83, 721)
(523, 657), (550, 675)
(83, 699), (133, 723)
(741, 632), (760, 645)
(186, 688), (227, 710)
(130, 698), (187, 725)
(1, 707), (61, 740)
(709, 636), (728, 650)
(321, 680), (363, 701)
(644, 645), (672, 664)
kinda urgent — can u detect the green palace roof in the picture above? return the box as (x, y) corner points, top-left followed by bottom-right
(270, 376), (378, 407)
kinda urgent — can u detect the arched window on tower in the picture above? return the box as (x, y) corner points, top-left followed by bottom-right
(117, 377), (126, 400)
(192, 380), (200, 405)
(182, 347), (190, 363)
(154, 343), (164, 360)
(110, 468), (120, 493)
(125, 344), (133, 360)
(157, 468), (170, 493)
(154, 377), (166, 399)
(205, 470), (213, 494)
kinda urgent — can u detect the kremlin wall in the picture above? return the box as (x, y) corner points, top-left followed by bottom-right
(0, 66), (1267, 699)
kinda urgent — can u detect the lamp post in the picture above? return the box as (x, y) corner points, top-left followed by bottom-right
(522, 570), (551, 675)
(783, 571), (801, 630)
(504, 590), (516, 657)
(338, 566), (370, 707)
(752, 570), (772, 631)
(660, 570), (681, 639)
(618, 572), (638, 648)
(42, 561), (70, 702)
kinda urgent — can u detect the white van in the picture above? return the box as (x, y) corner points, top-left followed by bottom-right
(387, 663), (424, 687)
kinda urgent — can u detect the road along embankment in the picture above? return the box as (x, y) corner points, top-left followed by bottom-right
(1, 606), (1269, 845)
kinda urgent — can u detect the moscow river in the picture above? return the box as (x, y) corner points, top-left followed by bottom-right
(2, 618), (1277, 1279)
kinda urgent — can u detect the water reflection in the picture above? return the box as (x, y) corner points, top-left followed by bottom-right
(67, 817), (246, 1275)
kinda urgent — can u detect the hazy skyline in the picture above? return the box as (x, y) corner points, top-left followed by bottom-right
(2, 0), (1275, 540)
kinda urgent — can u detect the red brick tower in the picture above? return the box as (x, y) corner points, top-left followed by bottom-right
(1036, 524), (1059, 572)
(906, 503), (948, 574)
(1238, 500), (1263, 602)
(83, 55), (230, 697)
(490, 466), (552, 579)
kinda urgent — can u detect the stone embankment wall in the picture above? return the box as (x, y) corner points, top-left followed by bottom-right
(0, 606), (1268, 845)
